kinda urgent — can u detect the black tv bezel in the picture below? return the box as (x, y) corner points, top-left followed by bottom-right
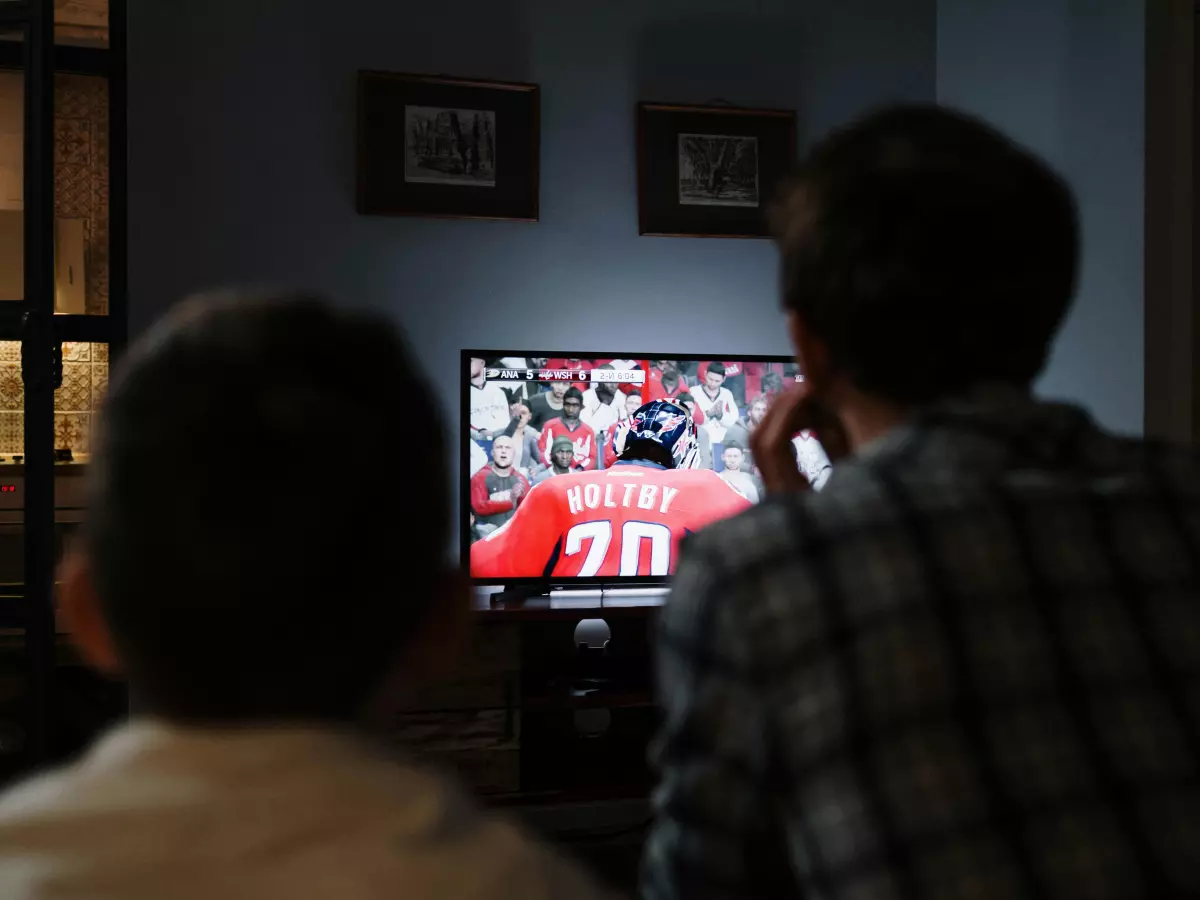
(461, 349), (796, 588)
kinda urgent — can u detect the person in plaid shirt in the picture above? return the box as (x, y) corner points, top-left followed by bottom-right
(642, 105), (1200, 899)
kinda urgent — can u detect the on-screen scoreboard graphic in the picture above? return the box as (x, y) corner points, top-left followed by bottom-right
(483, 366), (647, 385)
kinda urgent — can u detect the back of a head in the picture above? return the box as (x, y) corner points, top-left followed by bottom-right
(87, 290), (449, 723)
(773, 104), (1079, 405)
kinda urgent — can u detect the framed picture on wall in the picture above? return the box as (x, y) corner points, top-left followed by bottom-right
(357, 71), (540, 222)
(637, 102), (797, 238)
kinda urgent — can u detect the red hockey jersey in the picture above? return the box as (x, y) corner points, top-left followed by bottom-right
(470, 463), (752, 580)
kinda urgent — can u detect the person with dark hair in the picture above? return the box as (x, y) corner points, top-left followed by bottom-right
(499, 401), (540, 474)
(647, 359), (688, 403)
(692, 360), (739, 443)
(527, 379), (568, 430)
(698, 360), (747, 408)
(580, 364), (625, 436)
(643, 105), (1200, 899)
(0, 291), (612, 899)
(716, 441), (760, 502)
(536, 385), (597, 471)
(533, 436), (576, 485)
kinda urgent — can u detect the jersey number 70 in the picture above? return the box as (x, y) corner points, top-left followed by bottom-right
(564, 520), (673, 578)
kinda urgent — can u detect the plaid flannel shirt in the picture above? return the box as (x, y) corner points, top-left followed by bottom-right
(642, 386), (1200, 900)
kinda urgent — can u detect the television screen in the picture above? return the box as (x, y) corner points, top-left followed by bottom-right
(463, 353), (832, 584)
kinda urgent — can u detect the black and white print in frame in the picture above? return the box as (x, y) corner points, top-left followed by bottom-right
(357, 71), (540, 222)
(637, 103), (797, 238)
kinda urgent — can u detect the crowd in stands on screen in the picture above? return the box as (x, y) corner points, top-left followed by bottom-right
(469, 358), (825, 507)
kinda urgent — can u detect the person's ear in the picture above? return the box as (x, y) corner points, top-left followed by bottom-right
(58, 545), (122, 675)
(787, 311), (832, 392)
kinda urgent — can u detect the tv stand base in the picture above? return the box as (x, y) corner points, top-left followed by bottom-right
(487, 584), (668, 609)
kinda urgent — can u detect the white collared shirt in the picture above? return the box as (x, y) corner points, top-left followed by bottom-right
(580, 388), (625, 435)
(694, 386), (739, 443)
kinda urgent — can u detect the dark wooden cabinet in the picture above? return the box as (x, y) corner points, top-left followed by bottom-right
(390, 608), (659, 803)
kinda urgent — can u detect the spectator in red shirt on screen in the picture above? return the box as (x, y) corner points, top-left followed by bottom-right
(468, 434), (530, 535)
(537, 387), (597, 471)
(647, 359), (688, 402)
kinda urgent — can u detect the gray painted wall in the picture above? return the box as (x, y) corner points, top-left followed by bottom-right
(937, 0), (1146, 434)
(127, 0), (936, 413)
(129, 0), (1147, 445)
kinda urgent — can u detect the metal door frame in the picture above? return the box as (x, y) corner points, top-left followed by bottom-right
(0, 0), (127, 764)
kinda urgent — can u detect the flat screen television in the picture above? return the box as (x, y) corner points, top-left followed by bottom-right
(463, 352), (832, 587)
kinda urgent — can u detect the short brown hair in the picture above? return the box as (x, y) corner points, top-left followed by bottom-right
(87, 290), (450, 722)
(773, 104), (1078, 404)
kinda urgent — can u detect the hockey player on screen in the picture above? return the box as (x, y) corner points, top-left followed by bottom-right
(471, 399), (752, 580)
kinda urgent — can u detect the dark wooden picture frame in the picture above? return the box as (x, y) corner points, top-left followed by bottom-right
(357, 71), (540, 222)
(637, 102), (796, 238)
